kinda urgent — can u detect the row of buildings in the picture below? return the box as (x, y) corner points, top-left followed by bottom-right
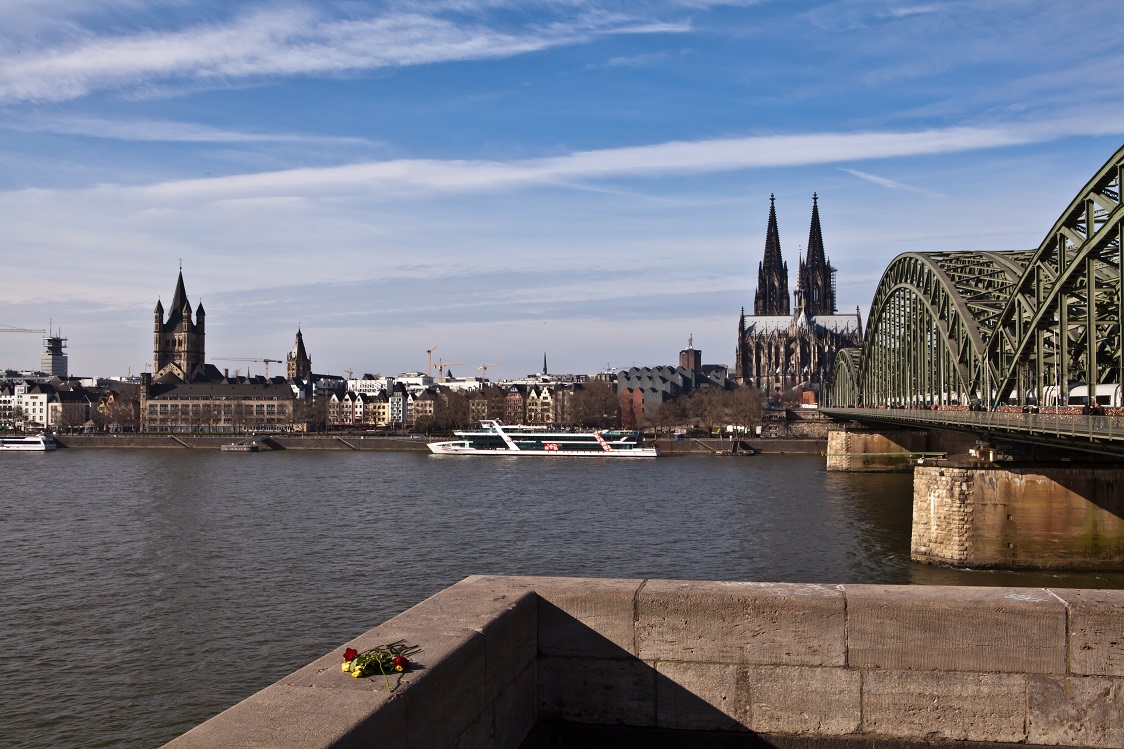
(4, 194), (858, 433)
(0, 378), (131, 432)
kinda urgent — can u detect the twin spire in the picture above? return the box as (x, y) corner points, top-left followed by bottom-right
(753, 193), (835, 317)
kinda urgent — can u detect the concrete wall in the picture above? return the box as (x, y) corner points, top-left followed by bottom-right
(825, 428), (929, 472)
(913, 464), (1124, 569)
(165, 576), (1124, 749)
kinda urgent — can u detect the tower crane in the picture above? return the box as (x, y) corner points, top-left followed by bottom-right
(478, 362), (504, 380)
(1, 324), (47, 334)
(215, 357), (283, 378)
(426, 346), (437, 377)
(433, 359), (464, 383)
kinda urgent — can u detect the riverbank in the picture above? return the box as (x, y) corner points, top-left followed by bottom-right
(52, 433), (428, 450)
(50, 433), (827, 454)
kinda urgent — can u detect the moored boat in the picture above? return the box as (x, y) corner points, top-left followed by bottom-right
(428, 420), (658, 457)
(0, 433), (57, 452)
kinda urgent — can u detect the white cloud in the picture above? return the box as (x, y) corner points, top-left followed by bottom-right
(0, 5), (689, 104)
(108, 124), (1040, 203)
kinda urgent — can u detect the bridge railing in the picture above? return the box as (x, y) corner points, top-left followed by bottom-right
(822, 407), (1124, 442)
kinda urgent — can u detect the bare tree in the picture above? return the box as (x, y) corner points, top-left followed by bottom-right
(727, 385), (765, 435)
(436, 388), (472, 430)
(566, 381), (619, 429)
(686, 388), (726, 436)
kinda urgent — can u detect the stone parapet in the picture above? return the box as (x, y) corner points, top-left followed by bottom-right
(164, 576), (1124, 749)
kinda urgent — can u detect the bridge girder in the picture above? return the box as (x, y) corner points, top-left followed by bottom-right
(829, 144), (1124, 409)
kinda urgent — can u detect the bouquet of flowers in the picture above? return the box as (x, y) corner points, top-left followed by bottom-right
(341, 640), (421, 691)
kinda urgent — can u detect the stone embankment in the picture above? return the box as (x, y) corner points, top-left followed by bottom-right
(53, 434), (826, 455)
(53, 434), (429, 450)
(164, 575), (1124, 749)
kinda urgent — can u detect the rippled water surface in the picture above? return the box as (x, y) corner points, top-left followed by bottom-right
(3, 449), (1122, 748)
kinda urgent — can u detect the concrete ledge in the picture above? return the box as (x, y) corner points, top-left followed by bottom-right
(164, 577), (1124, 749)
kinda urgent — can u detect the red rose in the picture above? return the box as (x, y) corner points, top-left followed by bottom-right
(393, 655), (409, 671)
(343, 648), (359, 661)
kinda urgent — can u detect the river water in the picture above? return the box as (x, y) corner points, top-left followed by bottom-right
(3, 449), (1123, 748)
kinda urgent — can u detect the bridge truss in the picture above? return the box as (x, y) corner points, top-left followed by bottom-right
(829, 144), (1124, 409)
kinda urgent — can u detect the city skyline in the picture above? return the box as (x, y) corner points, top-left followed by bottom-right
(3, 1), (1124, 377)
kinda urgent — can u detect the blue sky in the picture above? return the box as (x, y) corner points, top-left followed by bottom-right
(2, 0), (1123, 379)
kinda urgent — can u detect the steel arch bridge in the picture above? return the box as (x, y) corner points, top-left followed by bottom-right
(828, 144), (1124, 411)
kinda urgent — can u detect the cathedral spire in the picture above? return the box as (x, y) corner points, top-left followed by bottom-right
(796, 193), (836, 316)
(753, 194), (790, 315)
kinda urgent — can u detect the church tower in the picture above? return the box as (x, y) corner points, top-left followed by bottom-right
(287, 328), (312, 380)
(753, 194), (790, 315)
(796, 193), (837, 316)
(153, 271), (206, 381)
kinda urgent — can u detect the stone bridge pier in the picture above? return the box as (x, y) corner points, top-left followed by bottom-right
(828, 427), (1124, 570)
(913, 463), (1124, 570)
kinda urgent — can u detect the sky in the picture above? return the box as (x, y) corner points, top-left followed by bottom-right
(2, 0), (1124, 380)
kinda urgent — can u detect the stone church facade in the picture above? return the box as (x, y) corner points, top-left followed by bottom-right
(153, 271), (208, 381)
(735, 194), (863, 400)
(141, 271), (299, 432)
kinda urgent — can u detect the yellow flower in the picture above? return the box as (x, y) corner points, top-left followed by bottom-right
(351, 669), (362, 678)
(341, 662), (351, 672)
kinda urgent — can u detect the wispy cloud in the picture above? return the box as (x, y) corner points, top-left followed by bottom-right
(4, 115), (380, 146)
(120, 124), (1037, 202)
(839, 167), (943, 197)
(0, 6), (688, 104)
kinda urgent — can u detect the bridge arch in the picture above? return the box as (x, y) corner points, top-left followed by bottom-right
(828, 143), (1124, 409)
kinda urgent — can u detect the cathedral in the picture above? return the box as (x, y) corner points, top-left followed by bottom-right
(735, 194), (863, 399)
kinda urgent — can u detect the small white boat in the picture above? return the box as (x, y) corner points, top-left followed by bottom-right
(428, 420), (659, 457)
(0, 433), (57, 452)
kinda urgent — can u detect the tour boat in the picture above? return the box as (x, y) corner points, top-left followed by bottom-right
(0, 433), (57, 452)
(428, 420), (659, 457)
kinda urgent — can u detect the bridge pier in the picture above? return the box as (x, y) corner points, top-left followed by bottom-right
(826, 428), (929, 472)
(913, 463), (1124, 570)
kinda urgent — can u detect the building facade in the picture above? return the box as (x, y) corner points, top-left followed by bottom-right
(139, 374), (296, 433)
(735, 196), (862, 399)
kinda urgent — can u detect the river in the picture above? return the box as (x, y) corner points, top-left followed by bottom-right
(3, 449), (1122, 748)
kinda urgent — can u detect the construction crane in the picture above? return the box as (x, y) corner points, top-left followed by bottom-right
(433, 359), (464, 383)
(478, 362), (504, 380)
(215, 357), (283, 378)
(344, 368), (354, 380)
(426, 346), (437, 376)
(1, 324), (47, 334)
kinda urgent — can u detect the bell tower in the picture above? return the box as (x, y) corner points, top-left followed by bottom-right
(152, 270), (206, 380)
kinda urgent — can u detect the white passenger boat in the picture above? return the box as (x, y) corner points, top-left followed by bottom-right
(428, 420), (659, 457)
(0, 433), (57, 451)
